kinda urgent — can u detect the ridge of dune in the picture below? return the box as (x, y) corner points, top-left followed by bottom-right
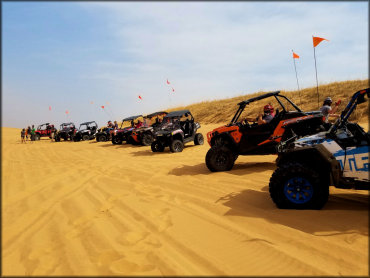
(2, 122), (368, 276)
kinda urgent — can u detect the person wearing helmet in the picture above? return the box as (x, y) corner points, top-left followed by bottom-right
(243, 104), (275, 125)
(320, 97), (341, 123)
(257, 104), (275, 125)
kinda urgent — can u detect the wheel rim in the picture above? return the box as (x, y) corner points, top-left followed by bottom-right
(174, 142), (182, 151)
(83, 135), (89, 141)
(215, 152), (228, 167)
(198, 135), (204, 144)
(284, 177), (313, 204)
(100, 136), (106, 142)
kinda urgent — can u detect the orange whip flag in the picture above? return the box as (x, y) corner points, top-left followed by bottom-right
(65, 110), (69, 114)
(312, 35), (329, 108)
(49, 106), (52, 111)
(313, 36), (329, 47)
(138, 95), (142, 100)
(291, 50), (301, 106)
(90, 101), (94, 104)
(166, 79), (170, 85)
(101, 105), (105, 109)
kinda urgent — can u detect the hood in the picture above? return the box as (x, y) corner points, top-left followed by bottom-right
(293, 131), (328, 148)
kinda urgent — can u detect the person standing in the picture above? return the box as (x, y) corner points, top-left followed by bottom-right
(21, 128), (26, 143)
(27, 126), (31, 140)
(31, 125), (36, 141)
(320, 97), (341, 123)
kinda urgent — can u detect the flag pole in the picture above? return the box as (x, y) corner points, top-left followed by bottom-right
(292, 50), (301, 107)
(313, 36), (320, 109)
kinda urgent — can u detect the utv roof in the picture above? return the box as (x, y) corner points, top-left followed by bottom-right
(80, 121), (97, 125)
(122, 115), (142, 121)
(61, 122), (74, 125)
(146, 111), (168, 118)
(238, 91), (280, 106)
(164, 110), (191, 118)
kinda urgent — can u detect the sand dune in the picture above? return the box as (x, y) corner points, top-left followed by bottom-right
(2, 124), (368, 276)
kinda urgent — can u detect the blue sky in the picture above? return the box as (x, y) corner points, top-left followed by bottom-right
(2, 1), (368, 128)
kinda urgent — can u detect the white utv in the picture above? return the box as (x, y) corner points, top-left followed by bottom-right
(269, 88), (369, 209)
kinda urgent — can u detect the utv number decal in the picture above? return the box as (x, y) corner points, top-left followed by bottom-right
(335, 148), (369, 172)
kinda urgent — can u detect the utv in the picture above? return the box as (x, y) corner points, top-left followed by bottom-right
(269, 88), (370, 209)
(34, 123), (56, 140)
(54, 122), (77, 142)
(129, 111), (168, 146)
(151, 110), (204, 153)
(205, 91), (325, 172)
(73, 121), (98, 141)
(111, 115), (142, 145)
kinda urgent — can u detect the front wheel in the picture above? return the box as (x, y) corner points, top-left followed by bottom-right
(151, 141), (164, 152)
(142, 133), (153, 146)
(269, 162), (329, 209)
(194, 133), (204, 145)
(82, 134), (90, 141)
(205, 146), (235, 172)
(98, 134), (107, 142)
(170, 139), (184, 153)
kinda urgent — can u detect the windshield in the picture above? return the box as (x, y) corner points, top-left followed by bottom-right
(79, 124), (88, 130)
(61, 124), (74, 130)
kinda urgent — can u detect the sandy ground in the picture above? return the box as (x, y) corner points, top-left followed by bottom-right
(2, 123), (368, 276)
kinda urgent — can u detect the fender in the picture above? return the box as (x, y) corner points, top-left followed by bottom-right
(207, 125), (242, 146)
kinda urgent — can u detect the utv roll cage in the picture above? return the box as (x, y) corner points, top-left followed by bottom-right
(78, 121), (98, 130)
(119, 115), (142, 128)
(230, 91), (303, 124)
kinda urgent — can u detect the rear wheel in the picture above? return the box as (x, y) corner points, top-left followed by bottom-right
(151, 141), (164, 152)
(142, 133), (153, 146)
(82, 134), (90, 141)
(205, 146), (235, 172)
(269, 162), (329, 209)
(170, 139), (184, 153)
(194, 133), (204, 145)
(112, 136), (122, 145)
(35, 134), (40, 141)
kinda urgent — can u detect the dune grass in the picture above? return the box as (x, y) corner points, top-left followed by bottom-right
(169, 79), (369, 125)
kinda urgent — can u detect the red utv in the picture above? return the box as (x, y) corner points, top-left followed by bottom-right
(129, 111), (168, 146)
(34, 123), (56, 140)
(205, 91), (326, 172)
(111, 115), (143, 145)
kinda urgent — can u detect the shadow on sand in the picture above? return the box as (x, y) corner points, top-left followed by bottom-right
(217, 188), (369, 235)
(168, 161), (276, 176)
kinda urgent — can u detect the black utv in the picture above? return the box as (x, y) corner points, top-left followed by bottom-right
(73, 121), (98, 141)
(129, 111), (168, 146)
(54, 122), (77, 142)
(151, 110), (204, 152)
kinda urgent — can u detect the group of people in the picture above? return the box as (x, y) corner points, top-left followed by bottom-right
(20, 125), (35, 143)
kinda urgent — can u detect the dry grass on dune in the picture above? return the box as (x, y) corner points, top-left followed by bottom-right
(170, 79), (369, 125)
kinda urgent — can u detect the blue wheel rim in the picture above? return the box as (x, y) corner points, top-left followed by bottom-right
(284, 177), (313, 204)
